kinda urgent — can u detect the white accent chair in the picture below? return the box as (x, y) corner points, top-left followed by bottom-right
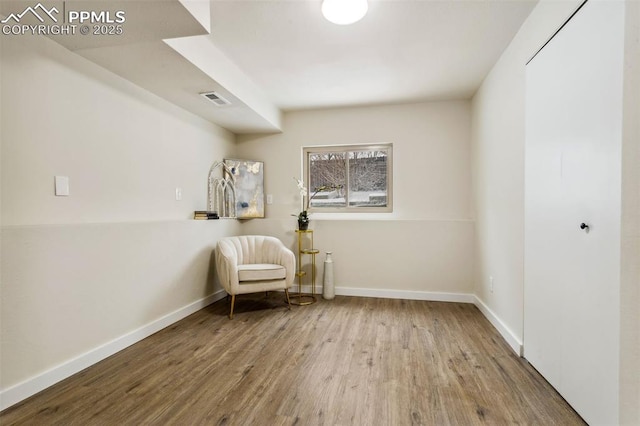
(215, 235), (295, 319)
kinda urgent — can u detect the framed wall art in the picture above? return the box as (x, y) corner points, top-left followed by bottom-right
(223, 159), (265, 218)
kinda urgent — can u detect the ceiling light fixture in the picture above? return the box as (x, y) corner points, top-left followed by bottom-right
(321, 0), (368, 25)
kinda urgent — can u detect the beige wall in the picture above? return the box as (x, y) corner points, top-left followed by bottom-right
(237, 102), (474, 296)
(470, 0), (582, 347)
(0, 33), (239, 401)
(620, 1), (640, 423)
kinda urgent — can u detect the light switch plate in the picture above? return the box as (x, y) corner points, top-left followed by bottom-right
(266, 194), (273, 205)
(55, 176), (69, 196)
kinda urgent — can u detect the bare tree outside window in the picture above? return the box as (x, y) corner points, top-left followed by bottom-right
(304, 144), (393, 213)
(348, 150), (388, 207)
(309, 152), (347, 207)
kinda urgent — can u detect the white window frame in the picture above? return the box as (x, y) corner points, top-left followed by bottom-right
(303, 143), (393, 213)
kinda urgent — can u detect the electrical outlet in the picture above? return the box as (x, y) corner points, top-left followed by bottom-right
(266, 194), (273, 205)
(55, 176), (70, 196)
(490, 276), (494, 293)
(175, 187), (182, 201)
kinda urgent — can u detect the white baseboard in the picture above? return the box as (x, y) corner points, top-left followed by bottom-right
(337, 286), (476, 303)
(473, 295), (523, 356)
(291, 284), (475, 304)
(0, 290), (226, 411)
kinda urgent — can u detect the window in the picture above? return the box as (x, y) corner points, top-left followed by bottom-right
(304, 144), (393, 213)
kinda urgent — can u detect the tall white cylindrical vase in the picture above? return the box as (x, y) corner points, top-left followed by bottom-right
(323, 252), (335, 300)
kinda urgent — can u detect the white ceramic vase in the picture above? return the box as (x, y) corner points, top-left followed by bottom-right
(323, 252), (335, 300)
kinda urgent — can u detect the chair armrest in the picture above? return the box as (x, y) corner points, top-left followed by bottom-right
(215, 242), (239, 293)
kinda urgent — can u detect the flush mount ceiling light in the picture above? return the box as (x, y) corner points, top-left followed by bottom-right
(322, 0), (368, 25)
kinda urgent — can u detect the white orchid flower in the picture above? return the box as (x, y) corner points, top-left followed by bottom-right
(294, 178), (307, 197)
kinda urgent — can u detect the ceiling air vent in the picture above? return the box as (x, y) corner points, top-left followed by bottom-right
(200, 91), (231, 107)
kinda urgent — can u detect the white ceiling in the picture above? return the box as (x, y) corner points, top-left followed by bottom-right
(2, 0), (538, 133)
(208, 0), (538, 111)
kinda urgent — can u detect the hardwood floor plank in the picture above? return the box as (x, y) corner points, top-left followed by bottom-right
(1, 295), (585, 425)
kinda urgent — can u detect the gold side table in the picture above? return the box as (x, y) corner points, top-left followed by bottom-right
(292, 229), (319, 305)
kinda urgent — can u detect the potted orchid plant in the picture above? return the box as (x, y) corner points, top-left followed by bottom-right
(292, 178), (340, 230)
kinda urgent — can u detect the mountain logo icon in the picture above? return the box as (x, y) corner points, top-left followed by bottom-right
(1, 3), (59, 24)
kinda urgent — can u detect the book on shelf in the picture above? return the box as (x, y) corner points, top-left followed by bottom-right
(194, 211), (219, 220)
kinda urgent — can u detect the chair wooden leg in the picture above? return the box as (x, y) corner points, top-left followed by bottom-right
(229, 294), (236, 320)
(284, 288), (291, 310)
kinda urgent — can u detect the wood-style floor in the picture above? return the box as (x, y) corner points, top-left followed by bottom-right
(1, 294), (585, 425)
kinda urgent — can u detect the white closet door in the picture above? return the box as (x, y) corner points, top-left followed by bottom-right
(524, 1), (624, 424)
